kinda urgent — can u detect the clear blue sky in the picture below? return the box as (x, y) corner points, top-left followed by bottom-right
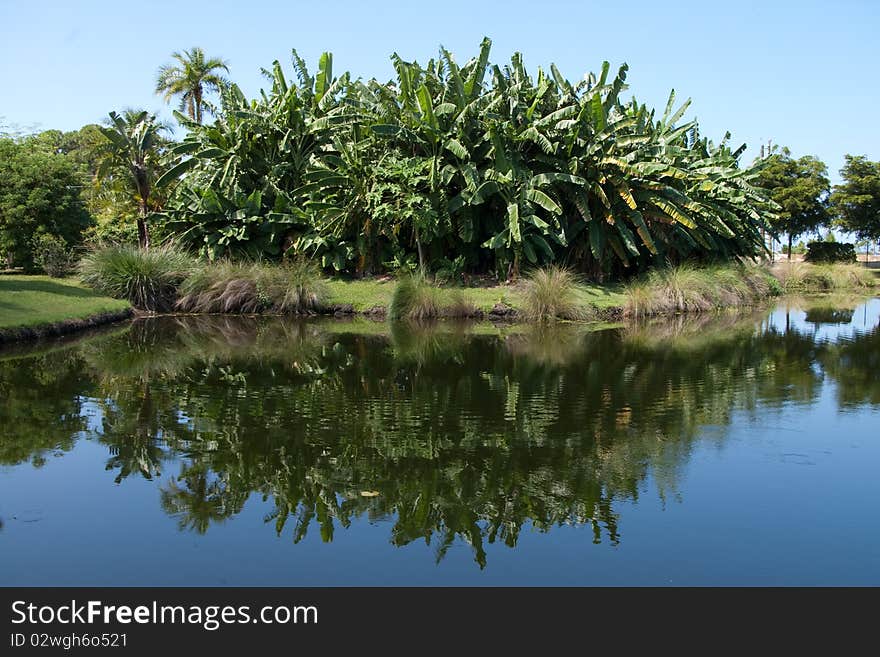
(2, 0), (878, 183)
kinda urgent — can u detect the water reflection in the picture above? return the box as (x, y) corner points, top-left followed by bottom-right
(1, 297), (878, 567)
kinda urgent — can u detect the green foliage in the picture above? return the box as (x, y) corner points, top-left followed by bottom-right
(160, 40), (776, 277)
(830, 155), (880, 241)
(156, 47), (229, 124)
(175, 259), (328, 314)
(78, 244), (195, 311)
(389, 274), (442, 320)
(756, 148), (830, 255)
(520, 266), (587, 321)
(624, 264), (775, 318)
(160, 52), (347, 260)
(804, 241), (856, 263)
(0, 138), (92, 270)
(82, 213), (141, 247)
(388, 273), (478, 320)
(97, 110), (170, 248)
(783, 240), (807, 255)
(774, 262), (875, 292)
(0, 276), (130, 330)
(31, 234), (76, 277)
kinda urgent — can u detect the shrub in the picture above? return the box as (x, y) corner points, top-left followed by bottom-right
(176, 259), (328, 314)
(804, 241), (857, 263)
(32, 234), (76, 277)
(520, 266), (587, 322)
(78, 244), (195, 311)
(82, 214), (140, 247)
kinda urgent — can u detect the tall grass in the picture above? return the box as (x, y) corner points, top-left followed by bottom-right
(624, 263), (777, 318)
(389, 274), (441, 320)
(176, 259), (328, 314)
(78, 244), (195, 311)
(389, 274), (477, 320)
(772, 262), (876, 293)
(520, 266), (588, 322)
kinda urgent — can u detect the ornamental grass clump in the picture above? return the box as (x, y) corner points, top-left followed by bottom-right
(389, 273), (442, 320)
(773, 262), (875, 293)
(520, 266), (588, 322)
(624, 263), (777, 318)
(78, 244), (195, 311)
(176, 260), (328, 314)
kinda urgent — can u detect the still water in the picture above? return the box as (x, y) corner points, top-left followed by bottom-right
(1, 297), (878, 585)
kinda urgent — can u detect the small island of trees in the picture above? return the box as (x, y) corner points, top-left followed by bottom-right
(1, 39), (878, 329)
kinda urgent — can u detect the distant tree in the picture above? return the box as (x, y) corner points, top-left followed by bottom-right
(98, 111), (168, 249)
(27, 125), (106, 175)
(831, 155), (880, 243)
(155, 47), (229, 123)
(756, 148), (831, 259)
(0, 138), (91, 270)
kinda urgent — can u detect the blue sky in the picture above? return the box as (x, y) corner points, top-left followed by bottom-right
(1, 0), (878, 183)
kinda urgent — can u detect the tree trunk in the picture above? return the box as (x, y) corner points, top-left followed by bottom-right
(414, 226), (425, 273)
(138, 201), (150, 250)
(195, 85), (203, 124)
(788, 232), (793, 261)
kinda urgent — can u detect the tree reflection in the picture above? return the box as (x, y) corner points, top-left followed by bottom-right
(1, 299), (878, 566)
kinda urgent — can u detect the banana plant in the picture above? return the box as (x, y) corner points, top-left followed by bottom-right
(98, 110), (168, 248)
(159, 51), (350, 258)
(156, 38), (776, 277)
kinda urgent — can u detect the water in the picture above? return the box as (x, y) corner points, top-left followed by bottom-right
(1, 297), (878, 585)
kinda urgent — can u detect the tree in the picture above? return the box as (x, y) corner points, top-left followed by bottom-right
(158, 40), (776, 276)
(831, 155), (880, 243)
(0, 138), (91, 270)
(756, 148), (830, 259)
(155, 47), (229, 124)
(98, 111), (168, 249)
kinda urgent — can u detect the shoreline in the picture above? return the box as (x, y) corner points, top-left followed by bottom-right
(2, 262), (875, 344)
(0, 308), (134, 344)
(2, 291), (876, 348)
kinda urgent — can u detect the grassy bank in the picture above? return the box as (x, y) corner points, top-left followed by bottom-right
(66, 245), (880, 328)
(326, 277), (625, 315)
(624, 264), (779, 318)
(0, 276), (131, 341)
(624, 262), (877, 318)
(772, 262), (878, 293)
(77, 245), (627, 318)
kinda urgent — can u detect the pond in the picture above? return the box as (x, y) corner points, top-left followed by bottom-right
(1, 297), (879, 585)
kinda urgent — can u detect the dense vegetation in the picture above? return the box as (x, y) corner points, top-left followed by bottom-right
(0, 139), (91, 270)
(158, 40), (778, 278)
(3, 40), (879, 282)
(756, 148), (830, 259)
(804, 241), (857, 263)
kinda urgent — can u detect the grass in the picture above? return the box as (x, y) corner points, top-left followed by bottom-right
(624, 263), (777, 318)
(772, 262), (877, 293)
(78, 244), (195, 311)
(0, 276), (130, 330)
(176, 259), (328, 314)
(520, 266), (589, 322)
(68, 249), (874, 328)
(389, 273), (477, 320)
(329, 274), (625, 317)
(325, 278), (396, 311)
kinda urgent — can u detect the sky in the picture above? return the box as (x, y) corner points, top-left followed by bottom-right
(1, 0), (878, 184)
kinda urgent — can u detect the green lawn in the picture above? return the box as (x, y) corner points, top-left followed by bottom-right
(0, 275), (130, 329)
(325, 277), (626, 313)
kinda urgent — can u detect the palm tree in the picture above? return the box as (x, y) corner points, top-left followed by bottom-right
(155, 47), (229, 124)
(98, 110), (166, 248)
